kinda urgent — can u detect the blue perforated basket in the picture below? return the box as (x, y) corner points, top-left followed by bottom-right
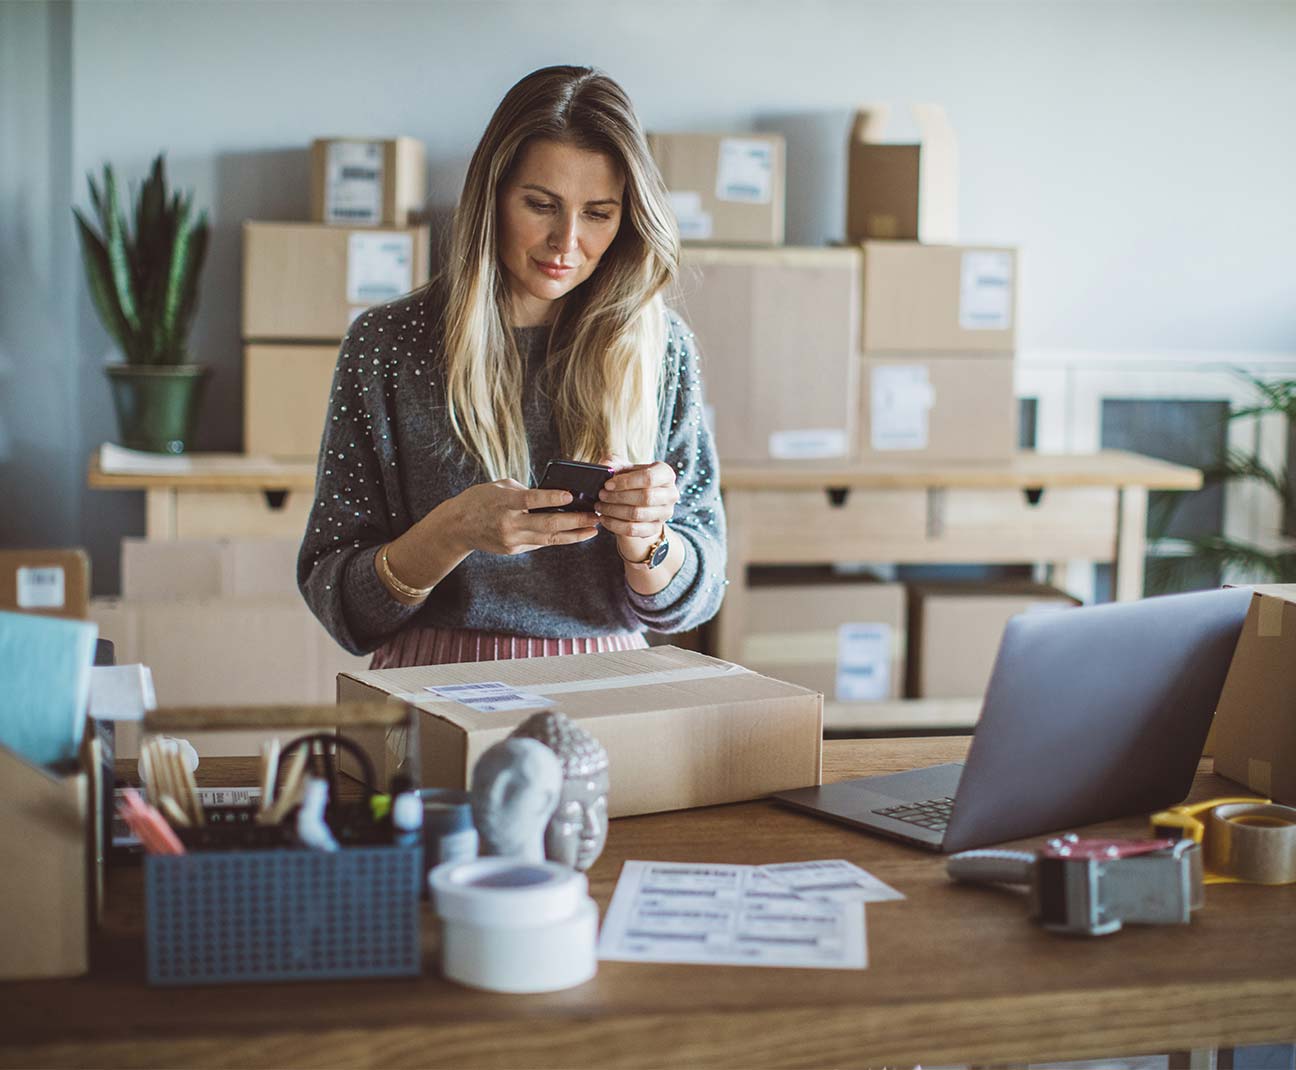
(144, 845), (422, 986)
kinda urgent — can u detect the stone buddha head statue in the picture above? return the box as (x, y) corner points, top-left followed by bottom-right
(469, 736), (562, 863)
(510, 711), (610, 872)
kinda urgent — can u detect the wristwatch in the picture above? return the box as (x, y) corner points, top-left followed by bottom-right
(618, 525), (671, 570)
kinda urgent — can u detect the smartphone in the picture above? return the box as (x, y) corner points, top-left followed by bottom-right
(530, 460), (616, 514)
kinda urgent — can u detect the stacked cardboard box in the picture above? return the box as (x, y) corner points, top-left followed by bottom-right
(649, 132), (786, 246)
(91, 538), (369, 756)
(242, 220), (431, 460)
(673, 247), (859, 464)
(740, 570), (906, 702)
(309, 137), (427, 226)
(907, 582), (1079, 699)
(856, 241), (1018, 464)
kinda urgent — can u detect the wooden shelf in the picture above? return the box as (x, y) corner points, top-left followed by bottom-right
(824, 697), (982, 733)
(88, 452), (316, 492)
(721, 448), (1203, 491)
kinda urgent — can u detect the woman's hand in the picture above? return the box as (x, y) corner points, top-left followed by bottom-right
(596, 458), (679, 562)
(444, 479), (601, 556)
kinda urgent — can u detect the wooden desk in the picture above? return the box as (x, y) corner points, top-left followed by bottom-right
(720, 450), (1203, 733)
(88, 453), (316, 540)
(2, 738), (1292, 1069)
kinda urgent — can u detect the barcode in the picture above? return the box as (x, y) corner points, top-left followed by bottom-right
(339, 166), (379, 181)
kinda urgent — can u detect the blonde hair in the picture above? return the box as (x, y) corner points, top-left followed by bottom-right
(437, 65), (680, 483)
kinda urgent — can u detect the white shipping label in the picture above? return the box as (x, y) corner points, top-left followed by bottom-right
(325, 141), (384, 224)
(836, 622), (892, 702)
(959, 251), (1014, 330)
(758, 859), (905, 904)
(346, 232), (414, 304)
(768, 428), (849, 460)
(870, 364), (934, 451)
(425, 681), (549, 714)
(715, 138), (774, 204)
(668, 190), (713, 240)
(15, 566), (65, 609)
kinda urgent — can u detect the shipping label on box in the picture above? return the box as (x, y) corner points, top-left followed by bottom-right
(836, 622), (893, 702)
(323, 140), (384, 224)
(870, 364), (934, 451)
(347, 232), (414, 304)
(716, 138), (775, 204)
(959, 251), (1015, 331)
(338, 646), (822, 818)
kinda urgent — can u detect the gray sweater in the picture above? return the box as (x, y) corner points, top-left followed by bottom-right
(298, 287), (727, 656)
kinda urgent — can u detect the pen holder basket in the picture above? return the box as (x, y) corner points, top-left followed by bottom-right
(145, 844), (422, 985)
(139, 701), (425, 986)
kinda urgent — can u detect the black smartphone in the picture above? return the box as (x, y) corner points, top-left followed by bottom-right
(530, 460), (616, 513)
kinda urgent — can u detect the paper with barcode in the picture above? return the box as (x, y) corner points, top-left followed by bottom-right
(598, 860), (867, 969)
(425, 681), (549, 714)
(757, 859), (905, 904)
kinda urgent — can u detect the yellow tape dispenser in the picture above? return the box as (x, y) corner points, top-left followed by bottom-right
(1151, 796), (1296, 885)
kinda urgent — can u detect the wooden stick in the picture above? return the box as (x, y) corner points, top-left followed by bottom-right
(259, 739), (281, 815)
(158, 795), (191, 829)
(259, 747), (308, 825)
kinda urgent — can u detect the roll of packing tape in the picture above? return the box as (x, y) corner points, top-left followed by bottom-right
(440, 897), (599, 994)
(429, 858), (588, 927)
(1205, 803), (1296, 885)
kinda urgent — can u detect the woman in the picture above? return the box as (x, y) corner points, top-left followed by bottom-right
(298, 65), (726, 668)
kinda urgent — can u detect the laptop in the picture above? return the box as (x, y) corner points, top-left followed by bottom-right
(773, 586), (1253, 853)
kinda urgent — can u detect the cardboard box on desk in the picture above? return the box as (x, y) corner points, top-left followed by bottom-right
(310, 137), (427, 226)
(338, 646), (823, 818)
(244, 343), (337, 458)
(741, 574), (905, 702)
(0, 548), (90, 620)
(242, 222), (430, 341)
(649, 132), (785, 245)
(860, 241), (1017, 353)
(1212, 585), (1296, 804)
(674, 246), (860, 465)
(846, 104), (958, 244)
(0, 744), (88, 979)
(858, 354), (1017, 464)
(908, 582), (1080, 699)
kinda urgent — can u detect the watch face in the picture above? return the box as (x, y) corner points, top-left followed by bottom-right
(649, 538), (670, 568)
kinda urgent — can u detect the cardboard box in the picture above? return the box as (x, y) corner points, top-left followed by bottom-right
(242, 222), (430, 341)
(0, 746), (88, 979)
(310, 137), (428, 226)
(0, 548), (90, 620)
(89, 596), (369, 756)
(674, 246), (860, 464)
(860, 242), (1017, 353)
(121, 537), (300, 601)
(846, 104), (957, 244)
(337, 646), (822, 818)
(908, 582), (1080, 699)
(649, 132), (785, 245)
(859, 355), (1017, 464)
(1212, 585), (1296, 804)
(244, 343), (337, 458)
(741, 577), (905, 702)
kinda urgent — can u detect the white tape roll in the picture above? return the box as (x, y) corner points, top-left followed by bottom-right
(1206, 803), (1296, 885)
(429, 858), (587, 927)
(439, 897), (598, 994)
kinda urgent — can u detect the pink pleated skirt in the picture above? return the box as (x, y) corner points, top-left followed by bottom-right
(370, 626), (649, 669)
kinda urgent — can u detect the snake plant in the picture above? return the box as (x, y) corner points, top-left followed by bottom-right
(72, 154), (209, 366)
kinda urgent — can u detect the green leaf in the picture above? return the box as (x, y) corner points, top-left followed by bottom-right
(72, 206), (134, 359)
(102, 167), (142, 354)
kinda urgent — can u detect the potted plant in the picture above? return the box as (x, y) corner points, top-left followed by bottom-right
(1148, 373), (1296, 591)
(73, 154), (210, 454)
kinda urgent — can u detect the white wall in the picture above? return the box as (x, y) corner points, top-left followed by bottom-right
(3, 0), (1294, 590)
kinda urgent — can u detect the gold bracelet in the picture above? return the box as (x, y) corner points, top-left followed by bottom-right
(378, 543), (434, 600)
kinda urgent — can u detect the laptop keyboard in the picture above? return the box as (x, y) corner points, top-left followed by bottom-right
(872, 796), (955, 832)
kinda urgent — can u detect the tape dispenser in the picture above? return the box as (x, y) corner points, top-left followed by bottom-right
(947, 834), (1204, 936)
